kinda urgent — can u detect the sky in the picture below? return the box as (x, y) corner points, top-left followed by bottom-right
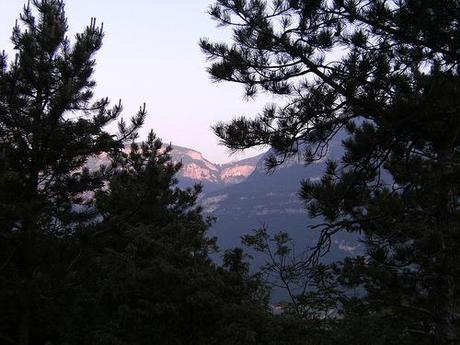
(0, 0), (269, 163)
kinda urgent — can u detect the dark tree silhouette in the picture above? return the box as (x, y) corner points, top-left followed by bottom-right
(201, 1), (460, 343)
(0, 1), (144, 344)
(0, 2), (306, 345)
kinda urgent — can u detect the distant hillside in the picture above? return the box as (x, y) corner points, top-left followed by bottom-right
(85, 139), (360, 274)
(202, 133), (360, 261)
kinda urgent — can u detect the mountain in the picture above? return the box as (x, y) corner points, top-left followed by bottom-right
(198, 134), (362, 302)
(171, 146), (264, 192)
(85, 138), (360, 300)
(86, 145), (265, 193)
(86, 140), (359, 261)
(202, 134), (360, 259)
(86, 138), (360, 302)
(219, 154), (263, 184)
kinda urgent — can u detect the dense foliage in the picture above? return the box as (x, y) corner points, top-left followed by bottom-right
(0, 2), (304, 345)
(201, 0), (460, 344)
(0, 1), (141, 343)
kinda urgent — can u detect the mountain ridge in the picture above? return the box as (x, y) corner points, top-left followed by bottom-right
(86, 144), (266, 193)
(169, 145), (266, 192)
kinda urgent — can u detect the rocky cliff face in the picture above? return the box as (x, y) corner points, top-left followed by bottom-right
(218, 154), (263, 184)
(170, 146), (221, 185)
(170, 146), (265, 191)
(85, 145), (265, 193)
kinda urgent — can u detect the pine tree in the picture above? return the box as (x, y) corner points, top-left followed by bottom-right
(0, 1), (145, 344)
(0, 2), (301, 344)
(64, 133), (303, 345)
(201, 1), (460, 343)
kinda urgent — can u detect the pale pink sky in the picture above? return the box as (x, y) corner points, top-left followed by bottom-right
(0, 0), (269, 163)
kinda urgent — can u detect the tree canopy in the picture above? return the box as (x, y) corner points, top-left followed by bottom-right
(201, 0), (460, 343)
(0, 2), (302, 345)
